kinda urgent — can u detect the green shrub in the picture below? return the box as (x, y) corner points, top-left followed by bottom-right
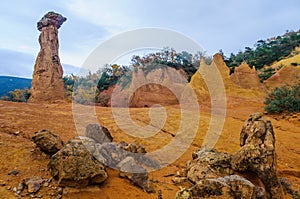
(265, 85), (300, 113)
(291, 62), (298, 66)
(0, 88), (31, 102)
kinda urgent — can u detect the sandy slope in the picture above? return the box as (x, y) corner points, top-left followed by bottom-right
(0, 100), (299, 198)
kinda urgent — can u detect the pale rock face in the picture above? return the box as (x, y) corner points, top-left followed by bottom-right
(29, 12), (67, 102)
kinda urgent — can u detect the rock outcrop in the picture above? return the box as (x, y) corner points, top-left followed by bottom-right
(106, 67), (187, 107)
(232, 112), (284, 198)
(230, 62), (263, 90)
(264, 65), (300, 90)
(190, 54), (265, 105)
(32, 129), (64, 155)
(175, 113), (284, 199)
(30, 12), (67, 102)
(48, 137), (108, 188)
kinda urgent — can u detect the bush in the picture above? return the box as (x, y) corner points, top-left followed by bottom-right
(0, 88), (31, 102)
(265, 85), (300, 113)
(291, 62), (298, 66)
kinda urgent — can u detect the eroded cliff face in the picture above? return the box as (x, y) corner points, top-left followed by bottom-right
(108, 67), (187, 108)
(231, 62), (263, 90)
(190, 54), (266, 106)
(29, 12), (67, 102)
(264, 65), (300, 90)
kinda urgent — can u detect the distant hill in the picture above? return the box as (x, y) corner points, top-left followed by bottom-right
(0, 76), (31, 97)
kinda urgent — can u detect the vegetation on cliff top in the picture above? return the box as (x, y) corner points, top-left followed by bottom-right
(224, 30), (300, 70)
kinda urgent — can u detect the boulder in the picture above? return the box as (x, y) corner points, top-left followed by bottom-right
(117, 157), (152, 192)
(48, 137), (108, 188)
(30, 11), (67, 102)
(231, 112), (284, 198)
(32, 129), (64, 155)
(85, 124), (113, 143)
(185, 148), (233, 184)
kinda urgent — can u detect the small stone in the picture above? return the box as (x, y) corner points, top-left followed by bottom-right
(13, 187), (17, 192)
(57, 187), (63, 195)
(14, 131), (21, 135)
(0, 180), (6, 186)
(17, 182), (24, 191)
(172, 177), (187, 184)
(7, 186), (11, 190)
(55, 195), (62, 199)
(16, 190), (22, 195)
(8, 170), (19, 175)
(37, 194), (43, 198)
(25, 177), (42, 193)
(47, 178), (52, 183)
(43, 182), (49, 187)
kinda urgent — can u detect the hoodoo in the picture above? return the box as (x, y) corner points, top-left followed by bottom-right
(29, 12), (67, 102)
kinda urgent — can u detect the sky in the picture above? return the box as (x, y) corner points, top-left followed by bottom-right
(0, 0), (299, 78)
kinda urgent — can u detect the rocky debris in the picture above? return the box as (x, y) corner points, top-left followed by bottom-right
(85, 124), (113, 143)
(174, 113), (285, 199)
(32, 129), (64, 155)
(34, 125), (156, 191)
(14, 177), (43, 196)
(176, 175), (265, 199)
(30, 11), (67, 102)
(8, 170), (19, 175)
(48, 137), (108, 188)
(90, 137), (156, 192)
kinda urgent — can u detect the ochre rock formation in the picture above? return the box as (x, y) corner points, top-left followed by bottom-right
(109, 67), (187, 107)
(231, 62), (264, 90)
(190, 54), (265, 106)
(29, 12), (67, 102)
(264, 65), (300, 90)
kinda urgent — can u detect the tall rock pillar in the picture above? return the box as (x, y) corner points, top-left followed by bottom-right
(29, 12), (67, 102)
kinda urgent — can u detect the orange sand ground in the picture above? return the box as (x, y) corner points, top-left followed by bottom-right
(0, 100), (299, 199)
